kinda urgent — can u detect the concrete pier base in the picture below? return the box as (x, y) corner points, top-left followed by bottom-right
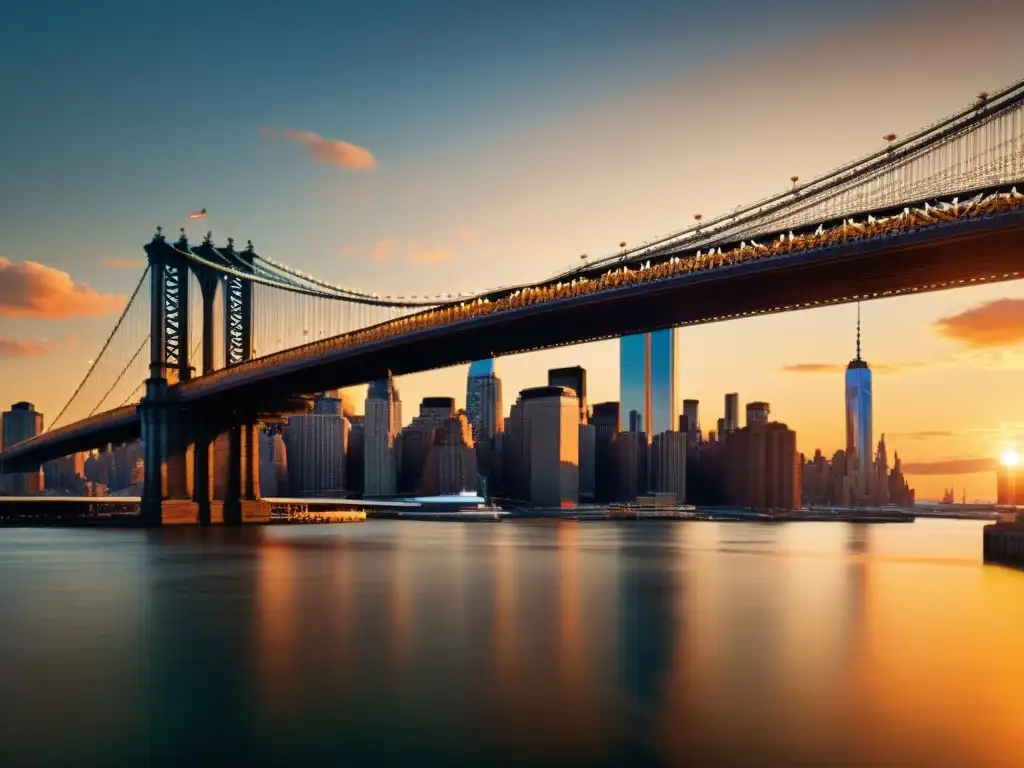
(983, 523), (1024, 568)
(239, 500), (270, 524)
(157, 500), (201, 525)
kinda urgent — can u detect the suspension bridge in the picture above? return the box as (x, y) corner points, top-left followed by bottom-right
(3, 79), (1024, 524)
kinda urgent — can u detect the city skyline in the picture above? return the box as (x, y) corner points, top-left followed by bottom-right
(3, 1), (1024, 501)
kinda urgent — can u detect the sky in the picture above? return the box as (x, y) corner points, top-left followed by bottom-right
(2, 0), (1024, 501)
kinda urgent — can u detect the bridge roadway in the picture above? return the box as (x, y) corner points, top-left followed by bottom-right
(3, 198), (1024, 470)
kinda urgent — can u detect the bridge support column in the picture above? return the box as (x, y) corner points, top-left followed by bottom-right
(192, 430), (224, 525)
(222, 420), (268, 525)
(139, 379), (199, 526)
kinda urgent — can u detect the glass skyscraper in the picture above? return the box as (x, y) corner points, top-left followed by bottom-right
(845, 306), (873, 472)
(619, 329), (677, 437)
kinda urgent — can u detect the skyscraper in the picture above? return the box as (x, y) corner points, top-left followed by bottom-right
(724, 393), (739, 433)
(845, 304), (873, 473)
(619, 329), (676, 437)
(521, 386), (579, 506)
(419, 412), (477, 495)
(682, 399), (699, 445)
(364, 375), (402, 496)
(1, 402), (44, 494)
(591, 402), (620, 503)
(284, 393), (347, 496)
(466, 359), (503, 445)
(398, 397), (456, 493)
(548, 366), (587, 424)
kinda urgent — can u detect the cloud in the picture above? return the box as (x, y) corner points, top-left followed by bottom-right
(339, 244), (358, 257)
(457, 229), (477, 245)
(888, 430), (956, 441)
(261, 127), (376, 171)
(901, 457), (998, 475)
(781, 361), (925, 374)
(0, 257), (125, 319)
(409, 244), (453, 263)
(933, 299), (1024, 349)
(101, 257), (145, 269)
(372, 237), (397, 262)
(0, 337), (51, 358)
(370, 239), (453, 263)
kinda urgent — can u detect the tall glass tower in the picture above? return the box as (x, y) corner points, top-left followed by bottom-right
(845, 304), (873, 472)
(619, 329), (677, 436)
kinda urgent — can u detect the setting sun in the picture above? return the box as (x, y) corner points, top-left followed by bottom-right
(1002, 450), (1020, 467)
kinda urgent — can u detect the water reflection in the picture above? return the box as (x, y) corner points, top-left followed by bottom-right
(0, 519), (1023, 766)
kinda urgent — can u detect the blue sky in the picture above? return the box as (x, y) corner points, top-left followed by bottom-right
(3, 0), (1024, 499)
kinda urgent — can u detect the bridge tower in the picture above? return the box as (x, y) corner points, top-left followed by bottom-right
(137, 229), (266, 525)
(186, 234), (265, 525)
(138, 228), (198, 525)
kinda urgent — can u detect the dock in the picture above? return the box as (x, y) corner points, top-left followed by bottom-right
(983, 522), (1024, 568)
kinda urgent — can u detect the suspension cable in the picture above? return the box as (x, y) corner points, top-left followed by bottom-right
(48, 265), (150, 430)
(87, 336), (149, 417)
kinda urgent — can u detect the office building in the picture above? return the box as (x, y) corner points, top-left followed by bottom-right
(43, 453), (87, 494)
(502, 401), (531, 502)
(364, 375), (402, 496)
(724, 421), (801, 510)
(548, 366), (587, 424)
(724, 393), (739, 433)
(615, 429), (648, 501)
(1, 402), (44, 494)
(466, 359), (503, 445)
(619, 329), (677, 437)
(520, 386), (580, 506)
(651, 431), (687, 503)
(398, 397), (456, 493)
(346, 419), (365, 497)
(579, 423), (596, 501)
(997, 461), (1024, 505)
(682, 399), (700, 447)
(258, 427), (290, 497)
(846, 305), (873, 472)
(419, 412), (477, 495)
(591, 402), (620, 503)
(746, 401), (770, 427)
(284, 393), (348, 496)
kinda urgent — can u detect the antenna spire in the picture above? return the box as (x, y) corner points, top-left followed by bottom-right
(856, 302), (862, 360)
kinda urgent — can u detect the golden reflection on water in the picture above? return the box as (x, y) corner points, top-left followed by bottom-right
(240, 519), (1024, 764)
(256, 535), (297, 717)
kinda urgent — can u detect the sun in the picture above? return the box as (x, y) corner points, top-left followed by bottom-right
(1002, 449), (1020, 467)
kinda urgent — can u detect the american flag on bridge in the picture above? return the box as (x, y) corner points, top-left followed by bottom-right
(188, 208), (207, 220)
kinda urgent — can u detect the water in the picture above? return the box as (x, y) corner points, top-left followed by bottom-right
(1, 519), (1022, 767)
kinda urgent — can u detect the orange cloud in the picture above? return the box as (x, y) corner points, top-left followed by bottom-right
(933, 299), (1024, 348)
(902, 457), (997, 475)
(101, 257), (145, 269)
(457, 229), (477, 245)
(781, 361), (924, 374)
(339, 244), (358, 257)
(369, 239), (453, 263)
(409, 245), (453, 263)
(0, 258), (125, 319)
(0, 337), (51, 358)
(261, 127), (376, 170)
(372, 237), (396, 262)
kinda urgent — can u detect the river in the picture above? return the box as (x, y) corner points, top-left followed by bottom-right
(0, 518), (1022, 766)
